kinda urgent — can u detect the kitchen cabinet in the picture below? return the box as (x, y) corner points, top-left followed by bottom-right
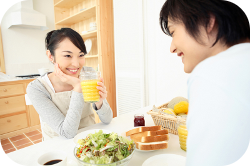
(0, 79), (40, 139)
(53, 0), (117, 117)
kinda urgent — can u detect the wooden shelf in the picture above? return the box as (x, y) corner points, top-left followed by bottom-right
(56, 6), (96, 25)
(81, 30), (97, 39)
(54, 0), (84, 8)
(85, 55), (98, 58)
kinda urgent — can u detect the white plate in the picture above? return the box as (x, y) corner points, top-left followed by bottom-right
(73, 129), (112, 144)
(85, 39), (92, 54)
(135, 148), (155, 152)
(142, 154), (186, 166)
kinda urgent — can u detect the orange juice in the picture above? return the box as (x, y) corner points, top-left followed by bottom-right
(177, 124), (188, 151)
(81, 79), (100, 103)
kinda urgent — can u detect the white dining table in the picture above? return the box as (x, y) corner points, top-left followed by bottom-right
(6, 105), (186, 166)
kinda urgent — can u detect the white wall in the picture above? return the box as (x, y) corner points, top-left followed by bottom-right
(113, 0), (145, 115)
(143, 0), (189, 107)
(0, 0), (23, 22)
(1, 0), (55, 76)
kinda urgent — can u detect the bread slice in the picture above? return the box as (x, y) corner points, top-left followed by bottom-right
(132, 134), (169, 143)
(141, 134), (169, 143)
(126, 126), (162, 136)
(135, 141), (168, 150)
(130, 129), (168, 140)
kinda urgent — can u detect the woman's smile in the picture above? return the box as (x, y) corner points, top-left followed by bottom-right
(67, 68), (79, 74)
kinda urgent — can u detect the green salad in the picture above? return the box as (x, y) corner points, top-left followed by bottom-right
(76, 130), (135, 164)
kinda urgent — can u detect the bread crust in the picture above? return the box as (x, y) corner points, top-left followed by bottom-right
(141, 134), (169, 143)
(130, 129), (168, 139)
(126, 126), (162, 136)
(135, 141), (168, 150)
(130, 130), (169, 142)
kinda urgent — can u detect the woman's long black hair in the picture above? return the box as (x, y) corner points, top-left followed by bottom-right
(45, 28), (87, 58)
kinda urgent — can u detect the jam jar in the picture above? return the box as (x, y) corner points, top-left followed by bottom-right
(134, 114), (145, 127)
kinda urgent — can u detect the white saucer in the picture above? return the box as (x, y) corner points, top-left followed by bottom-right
(142, 154), (186, 166)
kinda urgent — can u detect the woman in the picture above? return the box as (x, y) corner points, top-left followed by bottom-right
(27, 28), (113, 141)
(160, 0), (250, 165)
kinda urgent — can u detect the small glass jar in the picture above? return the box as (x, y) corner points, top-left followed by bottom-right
(134, 114), (145, 127)
(177, 117), (188, 151)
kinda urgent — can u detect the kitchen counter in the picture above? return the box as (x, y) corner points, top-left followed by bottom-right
(0, 78), (40, 139)
(4, 105), (186, 166)
(0, 72), (39, 82)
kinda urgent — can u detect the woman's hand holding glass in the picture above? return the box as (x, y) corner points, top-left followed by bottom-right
(95, 77), (107, 109)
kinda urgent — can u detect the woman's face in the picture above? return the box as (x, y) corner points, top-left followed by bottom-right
(53, 38), (85, 78)
(168, 19), (214, 73)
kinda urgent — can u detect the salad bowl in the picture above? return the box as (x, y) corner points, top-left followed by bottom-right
(74, 147), (135, 166)
(74, 130), (135, 166)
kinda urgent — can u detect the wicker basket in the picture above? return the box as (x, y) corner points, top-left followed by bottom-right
(147, 102), (179, 135)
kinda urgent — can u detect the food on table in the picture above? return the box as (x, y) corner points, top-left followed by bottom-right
(161, 96), (189, 116)
(134, 114), (145, 127)
(133, 134), (169, 143)
(177, 113), (188, 118)
(81, 79), (100, 103)
(177, 124), (188, 151)
(76, 130), (135, 164)
(126, 126), (161, 136)
(163, 108), (176, 115)
(126, 126), (169, 151)
(167, 96), (188, 110)
(174, 101), (189, 114)
(152, 105), (160, 112)
(135, 141), (168, 151)
(130, 129), (168, 140)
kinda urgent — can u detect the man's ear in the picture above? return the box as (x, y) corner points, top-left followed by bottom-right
(46, 50), (54, 63)
(207, 14), (216, 33)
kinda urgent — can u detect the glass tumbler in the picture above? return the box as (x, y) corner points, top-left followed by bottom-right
(79, 70), (101, 103)
(177, 117), (188, 151)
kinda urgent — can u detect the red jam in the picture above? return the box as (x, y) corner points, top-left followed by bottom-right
(134, 114), (145, 127)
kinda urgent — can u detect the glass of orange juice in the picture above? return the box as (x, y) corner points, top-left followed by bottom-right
(79, 70), (101, 103)
(177, 117), (188, 151)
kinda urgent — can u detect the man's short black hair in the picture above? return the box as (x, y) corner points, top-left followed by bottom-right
(160, 0), (250, 47)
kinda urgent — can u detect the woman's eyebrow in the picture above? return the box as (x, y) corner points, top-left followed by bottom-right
(62, 51), (72, 53)
(62, 51), (84, 54)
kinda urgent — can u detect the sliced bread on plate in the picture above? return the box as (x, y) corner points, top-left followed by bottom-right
(126, 126), (162, 136)
(141, 134), (169, 143)
(130, 129), (168, 140)
(135, 141), (168, 151)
